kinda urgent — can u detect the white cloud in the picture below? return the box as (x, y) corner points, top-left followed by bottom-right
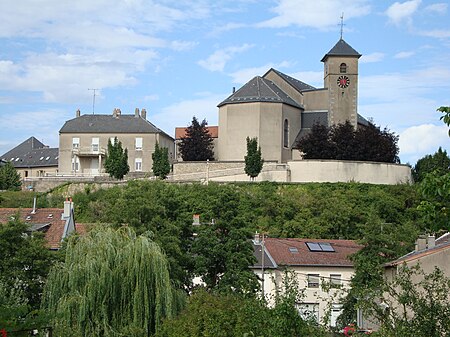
(394, 51), (415, 59)
(360, 52), (385, 63)
(398, 124), (449, 163)
(152, 93), (225, 135)
(385, 0), (421, 25)
(198, 44), (254, 72)
(228, 61), (292, 84)
(419, 30), (450, 38)
(257, 0), (370, 30)
(424, 3), (447, 14)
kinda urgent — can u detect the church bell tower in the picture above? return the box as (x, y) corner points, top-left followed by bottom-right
(321, 38), (361, 127)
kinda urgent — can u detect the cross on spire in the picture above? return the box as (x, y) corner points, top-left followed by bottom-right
(340, 12), (345, 39)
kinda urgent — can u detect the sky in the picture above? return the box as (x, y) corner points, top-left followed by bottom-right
(0, 0), (449, 165)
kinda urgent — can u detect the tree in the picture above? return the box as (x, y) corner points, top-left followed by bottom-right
(104, 137), (129, 179)
(152, 142), (171, 179)
(357, 265), (450, 337)
(330, 121), (357, 160)
(0, 161), (21, 190)
(179, 117), (214, 161)
(354, 124), (399, 163)
(296, 123), (335, 159)
(0, 216), (56, 310)
(437, 106), (450, 136)
(244, 137), (264, 180)
(42, 227), (184, 336)
(412, 147), (450, 182)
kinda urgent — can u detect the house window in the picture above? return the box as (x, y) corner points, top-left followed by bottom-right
(135, 137), (143, 150)
(340, 63), (347, 73)
(135, 158), (142, 171)
(283, 119), (289, 148)
(92, 137), (99, 152)
(330, 274), (341, 287)
(308, 274), (320, 288)
(72, 157), (80, 172)
(72, 137), (80, 149)
(297, 303), (319, 323)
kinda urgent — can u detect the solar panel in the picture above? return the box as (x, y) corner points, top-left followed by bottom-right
(306, 242), (322, 251)
(319, 243), (335, 252)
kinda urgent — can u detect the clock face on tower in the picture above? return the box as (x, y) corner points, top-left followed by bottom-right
(337, 75), (350, 88)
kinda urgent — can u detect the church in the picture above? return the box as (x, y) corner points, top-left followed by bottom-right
(215, 38), (368, 163)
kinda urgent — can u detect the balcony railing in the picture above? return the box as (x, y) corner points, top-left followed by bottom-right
(72, 146), (106, 156)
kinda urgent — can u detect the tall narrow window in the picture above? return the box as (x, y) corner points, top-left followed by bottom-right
(135, 158), (142, 171)
(340, 63), (347, 73)
(91, 137), (99, 152)
(283, 119), (289, 148)
(72, 137), (80, 149)
(135, 137), (143, 150)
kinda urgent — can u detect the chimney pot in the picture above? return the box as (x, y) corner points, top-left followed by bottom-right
(135, 108), (140, 117)
(141, 108), (147, 120)
(76, 109), (81, 118)
(427, 235), (435, 249)
(416, 235), (427, 252)
(232, 87), (236, 94)
(112, 108), (117, 117)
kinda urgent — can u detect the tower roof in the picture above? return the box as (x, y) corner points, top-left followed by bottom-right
(321, 38), (361, 62)
(217, 76), (302, 108)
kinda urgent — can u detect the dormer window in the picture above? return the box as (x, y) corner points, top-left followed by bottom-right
(340, 63), (347, 73)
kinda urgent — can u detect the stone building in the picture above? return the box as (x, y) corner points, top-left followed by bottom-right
(59, 108), (174, 176)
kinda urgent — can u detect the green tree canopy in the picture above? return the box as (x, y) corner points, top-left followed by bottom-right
(152, 142), (171, 179)
(413, 147), (450, 182)
(297, 121), (400, 163)
(104, 137), (129, 179)
(438, 106), (450, 136)
(179, 117), (214, 161)
(244, 137), (264, 180)
(0, 161), (21, 190)
(42, 226), (184, 336)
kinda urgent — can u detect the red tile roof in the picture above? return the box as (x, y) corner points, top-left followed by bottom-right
(175, 126), (218, 139)
(0, 208), (83, 249)
(264, 238), (362, 267)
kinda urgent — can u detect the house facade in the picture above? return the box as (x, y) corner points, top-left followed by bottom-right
(0, 137), (58, 178)
(251, 237), (362, 327)
(59, 108), (174, 176)
(216, 38), (366, 163)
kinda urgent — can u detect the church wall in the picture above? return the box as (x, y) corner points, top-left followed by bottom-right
(263, 70), (304, 105)
(302, 89), (329, 111)
(259, 103), (284, 162)
(281, 104), (302, 162)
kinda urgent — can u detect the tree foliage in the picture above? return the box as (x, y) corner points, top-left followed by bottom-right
(0, 216), (56, 310)
(152, 142), (171, 179)
(104, 137), (129, 179)
(297, 121), (400, 163)
(42, 226), (184, 337)
(244, 137), (264, 180)
(0, 161), (21, 190)
(357, 265), (450, 337)
(179, 117), (214, 161)
(438, 106), (450, 136)
(412, 147), (450, 182)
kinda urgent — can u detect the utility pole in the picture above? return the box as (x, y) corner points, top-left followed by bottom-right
(88, 88), (100, 114)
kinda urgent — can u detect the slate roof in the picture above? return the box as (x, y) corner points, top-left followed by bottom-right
(0, 208), (85, 249)
(292, 111), (328, 148)
(258, 238), (362, 267)
(59, 114), (167, 135)
(321, 38), (362, 62)
(264, 68), (316, 93)
(384, 233), (450, 267)
(0, 137), (58, 168)
(251, 240), (278, 269)
(175, 126), (218, 140)
(217, 76), (302, 109)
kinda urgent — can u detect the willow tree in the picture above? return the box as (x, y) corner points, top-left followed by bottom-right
(42, 227), (183, 337)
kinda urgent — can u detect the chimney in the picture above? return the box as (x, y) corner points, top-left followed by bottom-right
(63, 198), (71, 218)
(232, 87), (236, 94)
(141, 108), (147, 120)
(116, 108), (121, 117)
(427, 235), (435, 249)
(415, 235), (427, 252)
(254, 232), (261, 244)
(192, 214), (200, 226)
(76, 109), (81, 118)
(135, 108), (140, 117)
(112, 108), (117, 118)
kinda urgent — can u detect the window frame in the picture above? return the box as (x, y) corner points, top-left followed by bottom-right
(330, 274), (342, 287)
(72, 137), (80, 149)
(283, 118), (289, 148)
(340, 63), (347, 73)
(135, 158), (142, 172)
(135, 137), (143, 150)
(307, 274), (320, 288)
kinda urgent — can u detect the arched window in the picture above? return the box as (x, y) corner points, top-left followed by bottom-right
(340, 63), (347, 73)
(283, 119), (289, 148)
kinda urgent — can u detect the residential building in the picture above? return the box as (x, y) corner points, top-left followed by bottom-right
(59, 108), (174, 176)
(0, 136), (58, 178)
(251, 237), (362, 327)
(0, 199), (84, 249)
(174, 126), (219, 161)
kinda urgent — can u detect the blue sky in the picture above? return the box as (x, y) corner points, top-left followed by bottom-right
(0, 0), (449, 165)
